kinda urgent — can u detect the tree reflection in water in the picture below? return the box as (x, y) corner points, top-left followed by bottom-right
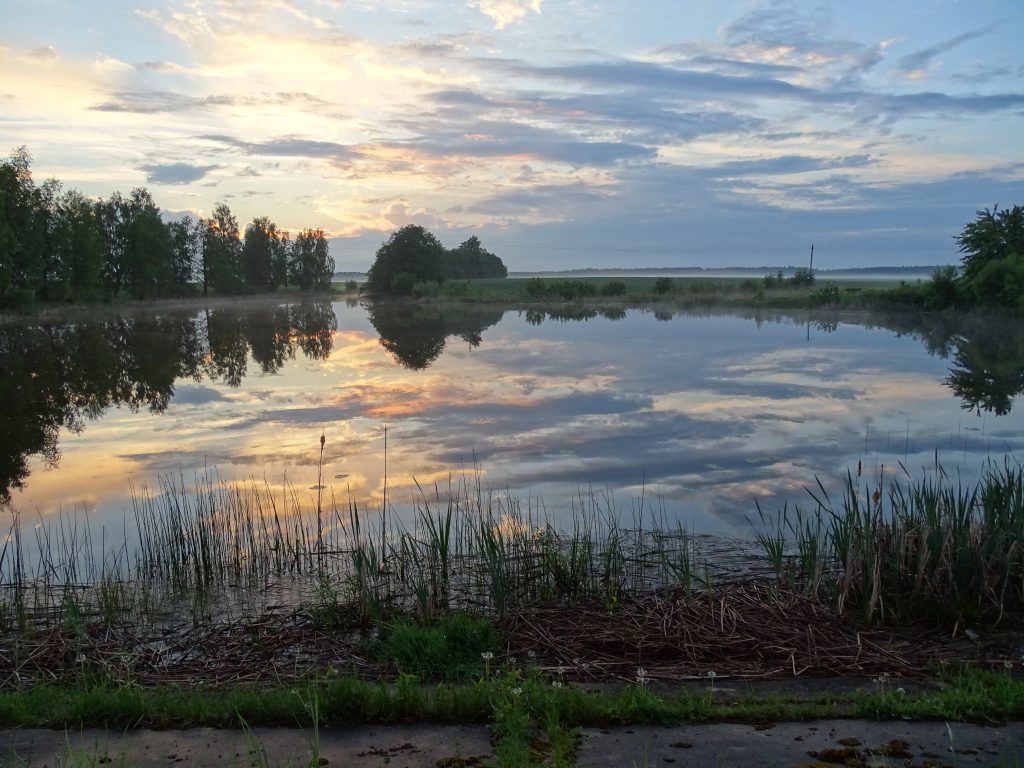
(366, 301), (503, 370)
(945, 333), (1024, 416)
(4, 300), (1023, 506)
(860, 311), (1024, 417)
(0, 300), (337, 503)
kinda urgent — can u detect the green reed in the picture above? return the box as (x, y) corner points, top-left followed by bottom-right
(759, 458), (1024, 625)
(3, 456), (1022, 638)
(0, 474), (751, 636)
(655, 522), (696, 596)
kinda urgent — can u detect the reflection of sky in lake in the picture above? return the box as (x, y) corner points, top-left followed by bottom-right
(12, 303), (1024, 537)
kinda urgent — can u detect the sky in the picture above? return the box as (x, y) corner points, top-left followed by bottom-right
(1, 0), (1022, 271)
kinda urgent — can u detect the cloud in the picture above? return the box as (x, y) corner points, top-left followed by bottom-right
(712, 154), (876, 177)
(198, 134), (358, 165)
(427, 87), (764, 144)
(4, 0), (1021, 272)
(951, 63), (1024, 85)
(139, 162), (219, 184)
(469, 0), (541, 29)
(718, 1), (887, 78)
(26, 46), (58, 62)
(395, 31), (487, 58)
(169, 386), (227, 406)
(92, 90), (333, 114)
(394, 130), (655, 167)
(321, 198), (448, 237)
(485, 57), (812, 99)
(135, 60), (190, 73)
(466, 183), (611, 220)
(477, 55), (1024, 129)
(895, 22), (1003, 77)
(870, 90), (1024, 122)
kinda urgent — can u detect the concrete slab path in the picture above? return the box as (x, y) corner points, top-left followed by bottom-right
(0, 719), (1021, 767)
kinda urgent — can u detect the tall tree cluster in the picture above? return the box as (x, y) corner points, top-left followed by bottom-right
(956, 204), (1024, 310)
(366, 225), (507, 294)
(0, 147), (335, 307)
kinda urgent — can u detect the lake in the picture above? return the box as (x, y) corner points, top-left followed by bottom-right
(4, 298), (1024, 541)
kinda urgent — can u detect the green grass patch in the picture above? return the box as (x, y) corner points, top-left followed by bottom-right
(853, 666), (1024, 722)
(349, 273), (922, 312)
(2, 666), (1022, 731)
(369, 612), (500, 682)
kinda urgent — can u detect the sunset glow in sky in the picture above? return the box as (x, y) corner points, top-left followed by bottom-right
(2, 0), (1022, 270)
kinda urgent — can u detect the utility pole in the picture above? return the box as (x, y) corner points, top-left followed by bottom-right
(809, 244), (815, 273)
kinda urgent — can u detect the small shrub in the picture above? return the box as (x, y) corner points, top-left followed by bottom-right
(763, 270), (784, 289)
(968, 255), (1024, 309)
(926, 266), (958, 309)
(440, 280), (469, 298)
(550, 280), (598, 300)
(813, 284), (840, 305)
(524, 277), (546, 298)
(790, 267), (815, 287)
(411, 280), (443, 298)
(653, 277), (673, 295)
(600, 280), (627, 297)
(389, 271), (416, 295)
(0, 286), (36, 310)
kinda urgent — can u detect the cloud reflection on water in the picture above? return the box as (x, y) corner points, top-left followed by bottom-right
(7, 300), (1024, 537)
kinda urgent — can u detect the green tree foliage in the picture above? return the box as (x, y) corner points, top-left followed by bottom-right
(93, 189), (177, 301)
(0, 148), (335, 305)
(956, 205), (1024, 310)
(32, 179), (63, 300)
(202, 203), (243, 295)
(242, 216), (282, 291)
(968, 255), (1024, 310)
(366, 226), (508, 294)
(289, 228), (334, 290)
(95, 189), (177, 299)
(957, 204), (1024, 282)
(272, 229), (291, 289)
(54, 189), (104, 300)
(168, 216), (202, 291)
(0, 147), (48, 305)
(366, 225), (447, 293)
(389, 271), (417, 296)
(121, 188), (175, 298)
(926, 265), (960, 310)
(446, 235), (508, 279)
(0, 152), (22, 297)
(95, 192), (129, 297)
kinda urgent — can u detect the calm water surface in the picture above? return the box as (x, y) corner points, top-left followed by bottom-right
(5, 299), (1024, 537)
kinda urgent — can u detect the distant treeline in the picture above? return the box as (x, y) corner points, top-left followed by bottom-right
(0, 147), (335, 308)
(511, 265), (947, 278)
